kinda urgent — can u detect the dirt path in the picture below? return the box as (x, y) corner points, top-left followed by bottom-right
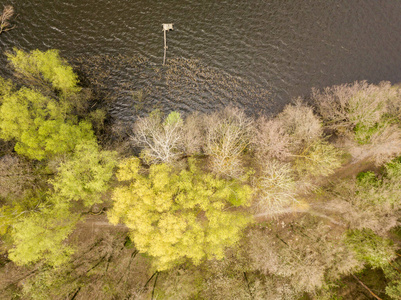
(80, 214), (127, 228)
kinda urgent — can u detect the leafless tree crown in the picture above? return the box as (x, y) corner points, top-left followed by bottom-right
(204, 106), (253, 178)
(131, 111), (185, 164)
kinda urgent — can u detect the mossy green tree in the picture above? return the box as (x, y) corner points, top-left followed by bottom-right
(345, 228), (396, 269)
(330, 157), (401, 234)
(383, 259), (401, 299)
(109, 157), (253, 270)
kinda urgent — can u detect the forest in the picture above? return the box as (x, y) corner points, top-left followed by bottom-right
(1, 49), (401, 299)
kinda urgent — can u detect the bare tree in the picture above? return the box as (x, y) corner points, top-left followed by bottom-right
(0, 5), (15, 34)
(131, 110), (185, 164)
(246, 218), (361, 294)
(277, 98), (323, 153)
(253, 160), (298, 215)
(324, 171), (401, 235)
(182, 111), (205, 156)
(312, 81), (401, 165)
(312, 81), (396, 138)
(252, 117), (291, 162)
(204, 107), (253, 178)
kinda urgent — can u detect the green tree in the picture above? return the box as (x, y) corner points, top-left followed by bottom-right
(109, 157), (253, 270)
(345, 229), (396, 269)
(0, 49), (96, 160)
(6, 48), (80, 96)
(383, 259), (401, 300)
(50, 141), (117, 207)
(0, 88), (94, 159)
(8, 200), (79, 266)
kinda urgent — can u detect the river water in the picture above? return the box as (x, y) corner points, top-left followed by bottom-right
(1, 0), (401, 121)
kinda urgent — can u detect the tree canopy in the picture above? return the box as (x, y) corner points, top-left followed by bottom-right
(109, 157), (253, 270)
(0, 49), (96, 160)
(6, 48), (80, 96)
(50, 141), (117, 207)
(0, 49), (114, 269)
(8, 201), (79, 267)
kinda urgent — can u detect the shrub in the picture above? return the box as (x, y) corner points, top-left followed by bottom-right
(0, 155), (35, 199)
(325, 157), (401, 234)
(155, 268), (203, 300)
(367, 125), (401, 165)
(293, 140), (342, 177)
(345, 229), (396, 269)
(383, 259), (401, 300)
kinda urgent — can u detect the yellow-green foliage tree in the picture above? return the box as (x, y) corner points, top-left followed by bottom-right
(0, 49), (116, 268)
(0, 49), (95, 160)
(50, 141), (117, 207)
(8, 200), (79, 267)
(3, 142), (117, 266)
(0, 76), (13, 97)
(109, 157), (253, 270)
(6, 48), (81, 96)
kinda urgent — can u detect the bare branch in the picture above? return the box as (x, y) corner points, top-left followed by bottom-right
(131, 111), (185, 164)
(204, 106), (253, 178)
(0, 5), (15, 34)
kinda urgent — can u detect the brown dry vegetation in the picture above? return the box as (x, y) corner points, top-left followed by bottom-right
(1, 215), (153, 300)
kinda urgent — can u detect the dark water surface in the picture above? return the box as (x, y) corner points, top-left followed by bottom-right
(1, 0), (401, 120)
